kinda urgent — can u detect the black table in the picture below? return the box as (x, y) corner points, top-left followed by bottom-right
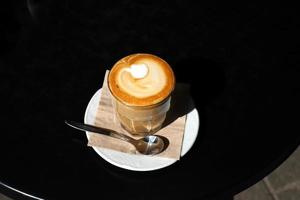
(1, 1), (299, 200)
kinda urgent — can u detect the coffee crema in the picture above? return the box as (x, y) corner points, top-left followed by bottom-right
(108, 53), (175, 107)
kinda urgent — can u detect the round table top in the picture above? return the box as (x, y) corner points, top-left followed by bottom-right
(1, 1), (299, 199)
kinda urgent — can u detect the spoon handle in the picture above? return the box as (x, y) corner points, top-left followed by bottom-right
(65, 120), (134, 143)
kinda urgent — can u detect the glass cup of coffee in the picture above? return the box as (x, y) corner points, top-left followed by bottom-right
(108, 53), (175, 135)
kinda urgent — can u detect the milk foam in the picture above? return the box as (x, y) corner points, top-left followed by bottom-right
(126, 63), (149, 79)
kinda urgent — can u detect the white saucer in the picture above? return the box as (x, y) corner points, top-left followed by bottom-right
(84, 89), (200, 171)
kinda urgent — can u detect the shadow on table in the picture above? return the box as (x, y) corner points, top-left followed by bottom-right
(173, 56), (226, 108)
(162, 83), (194, 128)
(172, 56), (227, 144)
(162, 55), (227, 127)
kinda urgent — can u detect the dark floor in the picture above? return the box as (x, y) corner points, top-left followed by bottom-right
(235, 147), (300, 200)
(1, 147), (299, 200)
(0, 194), (10, 200)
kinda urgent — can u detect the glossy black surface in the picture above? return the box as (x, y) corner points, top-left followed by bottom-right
(1, 1), (299, 199)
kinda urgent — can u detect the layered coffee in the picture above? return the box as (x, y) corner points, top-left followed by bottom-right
(108, 53), (175, 134)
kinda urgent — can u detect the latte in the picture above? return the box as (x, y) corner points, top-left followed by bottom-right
(108, 53), (175, 134)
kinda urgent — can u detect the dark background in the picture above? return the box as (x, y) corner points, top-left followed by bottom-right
(0, 1), (299, 199)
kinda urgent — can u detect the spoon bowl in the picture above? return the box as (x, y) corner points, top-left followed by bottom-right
(134, 135), (165, 155)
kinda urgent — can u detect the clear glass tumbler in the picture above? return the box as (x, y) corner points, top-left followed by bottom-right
(111, 95), (171, 135)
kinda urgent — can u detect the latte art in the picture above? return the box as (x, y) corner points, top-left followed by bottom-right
(108, 53), (175, 106)
(117, 62), (166, 98)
